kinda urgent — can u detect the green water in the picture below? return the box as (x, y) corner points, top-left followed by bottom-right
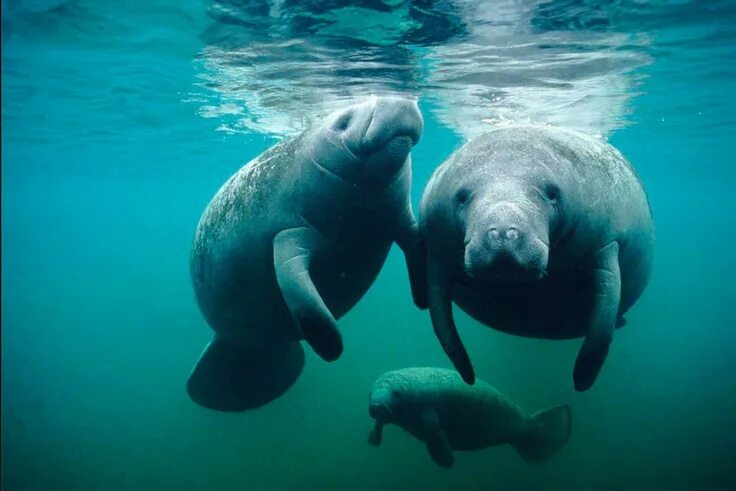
(3, 1), (735, 490)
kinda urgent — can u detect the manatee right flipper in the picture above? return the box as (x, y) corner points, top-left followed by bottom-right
(274, 227), (343, 361)
(427, 253), (475, 384)
(187, 338), (305, 412)
(421, 405), (454, 468)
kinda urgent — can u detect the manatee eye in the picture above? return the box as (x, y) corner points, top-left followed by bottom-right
(544, 183), (561, 204)
(455, 187), (471, 206)
(334, 112), (351, 131)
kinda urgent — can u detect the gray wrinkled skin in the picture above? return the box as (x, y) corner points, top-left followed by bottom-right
(191, 96), (422, 347)
(419, 125), (654, 390)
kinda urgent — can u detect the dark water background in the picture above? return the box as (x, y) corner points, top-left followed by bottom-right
(3, 1), (736, 490)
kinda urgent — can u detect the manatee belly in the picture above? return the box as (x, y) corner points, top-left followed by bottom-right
(452, 250), (650, 340)
(311, 218), (393, 319)
(437, 394), (528, 451)
(452, 275), (599, 340)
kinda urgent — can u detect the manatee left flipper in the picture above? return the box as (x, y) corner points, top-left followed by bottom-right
(428, 253), (475, 384)
(395, 208), (428, 310)
(368, 420), (384, 446)
(274, 227), (343, 362)
(421, 405), (454, 468)
(573, 241), (621, 391)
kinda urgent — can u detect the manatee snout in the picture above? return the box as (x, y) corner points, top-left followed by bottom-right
(464, 202), (549, 282)
(368, 386), (394, 421)
(362, 96), (423, 152)
(331, 96), (423, 176)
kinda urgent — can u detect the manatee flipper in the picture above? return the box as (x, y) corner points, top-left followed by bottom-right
(395, 216), (428, 310)
(427, 254), (475, 384)
(421, 405), (454, 468)
(368, 420), (384, 446)
(187, 338), (305, 412)
(573, 242), (621, 391)
(513, 404), (572, 464)
(274, 227), (343, 361)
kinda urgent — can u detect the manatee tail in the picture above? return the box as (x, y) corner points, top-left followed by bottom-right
(512, 404), (572, 464)
(187, 338), (305, 412)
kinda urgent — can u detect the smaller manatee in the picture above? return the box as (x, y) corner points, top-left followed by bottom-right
(368, 367), (571, 468)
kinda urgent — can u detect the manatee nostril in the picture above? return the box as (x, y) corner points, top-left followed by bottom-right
(506, 228), (519, 240)
(489, 228), (500, 240)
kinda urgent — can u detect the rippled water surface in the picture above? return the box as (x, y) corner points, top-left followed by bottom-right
(3, 1), (736, 490)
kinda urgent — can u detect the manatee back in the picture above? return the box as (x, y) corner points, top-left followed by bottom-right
(192, 136), (301, 272)
(384, 368), (528, 450)
(190, 137), (304, 344)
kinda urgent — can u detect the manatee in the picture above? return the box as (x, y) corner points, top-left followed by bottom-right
(418, 125), (654, 391)
(188, 96), (425, 411)
(368, 367), (572, 467)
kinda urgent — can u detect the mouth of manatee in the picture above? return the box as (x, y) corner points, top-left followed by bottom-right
(357, 131), (420, 159)
(462, 268), (547, 287)
(369, 401), (393, 420)
(354, 102), (422, 157)
(461, 252), (548, 286)
(462, 224), (550, 285)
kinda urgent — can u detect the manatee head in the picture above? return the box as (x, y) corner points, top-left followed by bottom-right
(311, 96), (423, 183)
(368, 373), (411, 423)
(453, 135), (568, 284)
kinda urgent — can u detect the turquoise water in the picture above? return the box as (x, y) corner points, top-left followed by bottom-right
(2, 1), (735, 490)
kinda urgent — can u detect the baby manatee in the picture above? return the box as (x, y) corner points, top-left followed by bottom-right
(418, 125), (654, 391)
(368, 367), (572, 468)
(188, 96), (425, 412)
